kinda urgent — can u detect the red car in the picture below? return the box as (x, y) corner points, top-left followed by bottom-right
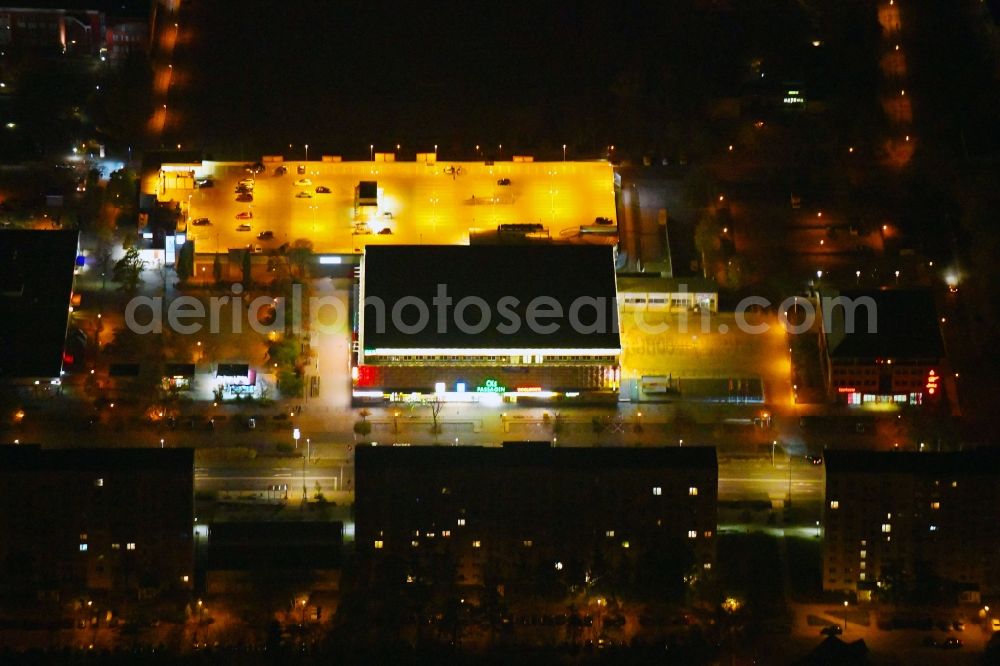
(236, 211), (253, 220)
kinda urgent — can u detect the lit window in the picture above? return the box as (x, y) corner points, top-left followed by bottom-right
(605, 530), (615, 538)
(860, 550), (867, 559)
(951, 481), (958, 488)
(860, 561), (866, 570)
(374, 540), (384, 549)
(442, 530), (451, 538)
(859, 572), (866, 581)
(111, 543), (120, 550)
(829, 501), (840, 509)
(622, 541), (630, 549)
(522, 540), (533, 548)
(94, 478), (103, 487)
(126, 542), (136, 550)
(411, 540), (419, 548)
(653, 487), (662, 496)
(79, 533), (87, 540)
(930, 501), (940, 510)
(688, 487), (698, 496)
(881, 524), (891, 533)
(472, 540), (481, 549)
(704, 530), (713, 538)
(703, 562), (712, 570)
(181, 575), (189, 583)
(457, 518), (466, 526)
(79, 543), (88, 552)
(929, 525), (937, 532)
(440, 487), (450, 495)
(688, 530), (697, 539)
(413, 530), (421, 537)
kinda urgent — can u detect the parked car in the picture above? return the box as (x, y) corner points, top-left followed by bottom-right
(238, 178), (255, 188)
(594, 216), (614, 225)
(235, 193), (253, 202)
(274, 165), (287, 176)
(191, 217), (211, 226)
(941, 637), (962, 649)
(497, 177), (511, 186)
(295, 191), (312, 198)
(295, 178), (312, 186)
(257, 230), (274, 240)
(315, 185), (331, 193)
(236, 211), (253, 219)
(195, 178), (214, 188)
(236, 224), (251, 232)
(378, 227), (393, 235)
(820, 625), (843, 636)
(297, 164), (306, 175)
(992, 618), (1000, 632)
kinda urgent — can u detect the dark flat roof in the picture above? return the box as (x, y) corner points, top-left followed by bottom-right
(0, 230), (78, 378)
(207, 521), (342, 570)
(824, 289), (944, 361)
(362, 245), (620, 350)
(0, 445), (193, 472)
(825, 448), (1000, 476)
(357, 443), (717, 472)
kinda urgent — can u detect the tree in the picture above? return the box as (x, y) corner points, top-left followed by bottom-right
(94, 243), (114, 291)
(277, 368), (303, 398)
(694, 211), (722, 279)
(176, 240), (194, 283)
(426, 397), (444, 435)
(112, 246), (146, 293)
(241, 250), (252, 288)
(288, 239), (314, 279)
(354, 409), (373, 440)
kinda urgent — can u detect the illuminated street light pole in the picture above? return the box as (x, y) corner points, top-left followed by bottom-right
(370, 144), (374, 161)
(563, 144), (567, 161)
(305, 144), (309, 161)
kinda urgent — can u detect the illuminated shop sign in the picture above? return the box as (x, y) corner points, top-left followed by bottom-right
(476, 379), (506, 394)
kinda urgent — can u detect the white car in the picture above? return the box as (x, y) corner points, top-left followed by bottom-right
(295, 178), (312, 186)
(295, 191), (312, 198)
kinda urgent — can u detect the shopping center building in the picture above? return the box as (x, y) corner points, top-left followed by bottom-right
(353, 244), (622, 404)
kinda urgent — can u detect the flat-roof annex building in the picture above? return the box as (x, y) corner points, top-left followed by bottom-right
(354, 244), (622, 404)
(822, 289), (946, 407)
(355, 443), (718, 590)
(823, 449), (1000, 603)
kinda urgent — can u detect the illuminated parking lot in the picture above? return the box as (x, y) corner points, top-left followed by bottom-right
(154, 159), (617, 254)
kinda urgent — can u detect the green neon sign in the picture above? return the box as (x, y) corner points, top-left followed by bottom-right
(476, 379), (506, 394)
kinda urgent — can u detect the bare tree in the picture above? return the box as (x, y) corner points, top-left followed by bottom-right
(426, 397), (444, 435)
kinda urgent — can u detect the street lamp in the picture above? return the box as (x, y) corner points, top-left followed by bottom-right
(562, 144), (567, 161)
(305, 144), (309, 161)
(370, 144), (374, 161)
(293, 427), (300, 450)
